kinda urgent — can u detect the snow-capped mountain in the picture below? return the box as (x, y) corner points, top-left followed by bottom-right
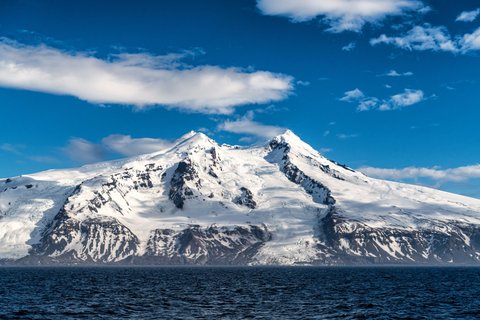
(2, 130), (480, 265)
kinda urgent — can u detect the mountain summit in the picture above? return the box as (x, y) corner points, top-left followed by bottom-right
(1, 131), (480, 265)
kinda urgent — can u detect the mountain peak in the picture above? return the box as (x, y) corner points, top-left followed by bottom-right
(172, 130), (216, 152)
(269, 129), (318, 154)
(277, 129), (301, 141)
(282, 129), (295, 136)
(176, 130), (212, 142)
(178, 130), (198, 140)
(270, 129), (302, 144)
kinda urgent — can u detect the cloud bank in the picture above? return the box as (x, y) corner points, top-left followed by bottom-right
(256, 0), (424, 32)
(0, 41), (293, 114)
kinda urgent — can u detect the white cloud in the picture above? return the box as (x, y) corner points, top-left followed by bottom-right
(0, 41), (293, 114)
(384, 70), (414, 77)
(218, 112), (285, 138)
(358, 97), (382, 111)
(340, 88), (365, 102)
(389, 89), (424, 108)
(460, 28), (480, 52)
(62, 138), (106, 164)
(456, 9), (480, 22)
(359, 164), (480, 182)
(256, 0), (424, 32)
(371, 24), (480, 54)
(341, 88), (425, 111)
(102, 135), (173, 156)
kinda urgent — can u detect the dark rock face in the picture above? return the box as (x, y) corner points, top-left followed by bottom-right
(314, 163), (345, 181)
(267, 140), (335, 206)
(30, 183), (140, 263)
(168, 159), (199, 209)
(233, 187), (257, 209)
(33, 207), (79, 258)
(329, 160), (355, 173)
(282, 162), (335, 205)
(314, 209), (480, 265)
(33, 206), (139, 263)
(78, 217), (139, 262)
(206, 147), (221, 178)
(144, 225), (271, 265)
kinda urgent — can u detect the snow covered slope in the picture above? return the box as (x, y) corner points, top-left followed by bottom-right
(2, 130), (480, 265)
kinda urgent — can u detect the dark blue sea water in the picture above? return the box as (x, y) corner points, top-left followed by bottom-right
(0, 267), (479, 319)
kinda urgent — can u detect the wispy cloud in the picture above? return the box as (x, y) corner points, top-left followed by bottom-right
(337, 133), (359, 139)
(359, 164), (480, 183)
(341, 88), (425, 111)
(342, 42), (356, 52)
(62, 138), (106, 164)
(1, 142), (59, 163)
(28, 155), (60, 164)
(256, 0), (425, 32)
(456, 9), (480, 22)
(62, 134), (176, 163)
(0, 143), (23, 155)
(0, 40), (293, 114)
(371, 24), (480, 54)
(218, 111), (285, 139)
(296, 80), (310, 86)
(102, 135), (173, 156)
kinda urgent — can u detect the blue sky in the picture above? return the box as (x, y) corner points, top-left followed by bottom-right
(0, 0), (480, 197)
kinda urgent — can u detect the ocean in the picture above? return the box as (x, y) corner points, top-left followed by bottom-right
(1, 266), (479, 319)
